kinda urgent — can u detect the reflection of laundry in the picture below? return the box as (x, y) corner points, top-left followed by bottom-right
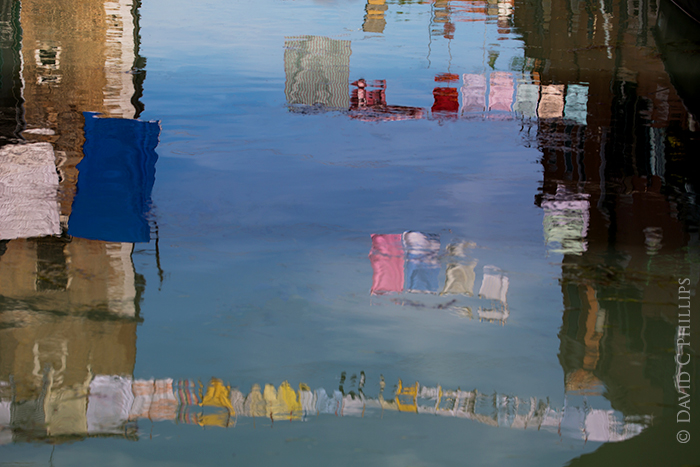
(478, 265), (509, 303)
(541, 184), (590, 255)
(370, 234), (404, 295)
(538, 85), (565, 119)
(244, 384), (266, 417)
(87, 375), (134, 435)
(45, 385), (89, 436)
(432, 87), (459, 114)
(461, 74), (487, 113)
(299, 384), (316, 419)
(403, 232), (440, 294)
(395, 380), (418, 413)
(315, 388), (344, 415)
(514, 82), (539, 119)
(201, 378), (234, 413)
(0, 142), (60, 240)
(68, 113), (159, 243)
(564, 84), (588, 125)
(441, 261), (477, 296)
(230, 389), (246, 417)
(263, 381), (302, 420)
(175, 379), (200, 407)
(130, 379), (177, 421)
(489, 72), (514, 112)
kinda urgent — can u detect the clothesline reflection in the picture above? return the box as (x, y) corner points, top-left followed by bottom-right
(0, 374), (651, 444)
(370, 233), (510, 323)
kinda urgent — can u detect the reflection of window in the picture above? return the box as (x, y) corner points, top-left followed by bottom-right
(37, 75), (62, 85)
(36, 237), (69, 292)
(35, 45), (61, 70)
(35, 44), (62, 86)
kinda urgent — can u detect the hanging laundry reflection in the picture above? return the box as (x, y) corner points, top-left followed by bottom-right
(68, 113), (160, 243)
(477, 265), (509, 322)
(369, 234), (405, 294)
(404, 231), (441, 293)
(369, 234), (511, 323)
(370, 231), (441, 295)
(0, 372), (651, 444)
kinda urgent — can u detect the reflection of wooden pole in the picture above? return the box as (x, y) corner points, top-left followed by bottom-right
(363, 0), (387, 33)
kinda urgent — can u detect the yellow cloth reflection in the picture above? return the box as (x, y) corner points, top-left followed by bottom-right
(395, 379), (418, 413)
(201, 378), (234, 413)
(263, 381), (302, 420)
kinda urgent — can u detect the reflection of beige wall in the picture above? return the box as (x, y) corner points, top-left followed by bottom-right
(0, 314), (136, 401)
(0, 238), (137, 317)
(20, 0), (138, 218)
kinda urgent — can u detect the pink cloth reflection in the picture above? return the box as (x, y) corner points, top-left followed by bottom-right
(369, 234), (405, 294)
(489, 72), (514, 112)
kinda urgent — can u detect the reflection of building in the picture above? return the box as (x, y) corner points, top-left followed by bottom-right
(363, 0), (388, 33)
(0, 0), (154, 445)
(514, 0), (699, 428)
(284, 36), (351, 110)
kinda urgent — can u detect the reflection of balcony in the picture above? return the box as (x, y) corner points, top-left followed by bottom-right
(349, 79), (425, 121)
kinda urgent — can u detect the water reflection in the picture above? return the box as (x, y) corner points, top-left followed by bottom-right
(369, 234), (511, 323)
(0, 373), (652, 443)
(0, 0), (698, 463)
(0, 0), (156, 445)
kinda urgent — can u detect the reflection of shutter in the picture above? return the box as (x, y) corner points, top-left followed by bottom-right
(68, 113), (159, 243)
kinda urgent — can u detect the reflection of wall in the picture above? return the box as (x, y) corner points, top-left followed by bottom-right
(0, 238), (140, 317)
(284, 36), (351, 110)
(20, 0), (143, 219)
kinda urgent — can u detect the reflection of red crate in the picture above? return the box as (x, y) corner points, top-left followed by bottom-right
(432, 87), (459, 114)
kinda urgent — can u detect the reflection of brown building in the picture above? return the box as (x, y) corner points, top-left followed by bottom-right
(517, 0), (698, 424)
(0, 0), (147, 443)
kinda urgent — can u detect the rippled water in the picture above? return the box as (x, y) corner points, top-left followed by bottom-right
(0, 0), (698, 465)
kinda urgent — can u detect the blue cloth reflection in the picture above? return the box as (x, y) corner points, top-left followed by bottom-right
(68, 113), (159, 243)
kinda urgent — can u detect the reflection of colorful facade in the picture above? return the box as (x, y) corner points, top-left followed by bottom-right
(0, 374), (651, 444)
